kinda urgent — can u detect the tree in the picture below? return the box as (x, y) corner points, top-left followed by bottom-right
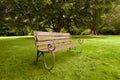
(80, 0), (118, 35)
(102, 4), (120, 35)
(0, 0), (119, 36)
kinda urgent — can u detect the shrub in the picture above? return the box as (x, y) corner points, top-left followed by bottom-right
(81, 29), (91, 35)
(68, 26), (82, 35)
(99, 27), (116, 35)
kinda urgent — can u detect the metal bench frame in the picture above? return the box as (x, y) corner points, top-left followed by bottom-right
(34, 31), (83, 71)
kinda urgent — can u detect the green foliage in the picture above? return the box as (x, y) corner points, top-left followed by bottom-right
(67, 26), (82, 35)
(0, 0), (119, 35)
(99, 27), (116, 35)
(81, 29), (91, 35)
(96, 4), (120, 35)
(104, 5), (120, 35)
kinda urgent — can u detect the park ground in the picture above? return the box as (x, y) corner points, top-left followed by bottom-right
(0, 35), (120, 80)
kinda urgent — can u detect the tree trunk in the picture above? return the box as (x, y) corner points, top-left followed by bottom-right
(53, 27), (61, 32)
(91, 29), (97, 35)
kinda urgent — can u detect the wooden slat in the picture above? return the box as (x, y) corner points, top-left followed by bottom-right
(36, 41), (52, 46)
(34, 31), (71, 41)
(34, 31), (70, 36)
(54, 43), (78, 51)
(36, 39), (72, 46)
(37, 36), (71, 41)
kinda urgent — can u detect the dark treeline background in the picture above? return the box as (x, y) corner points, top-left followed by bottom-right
(0, 0), (120, 36)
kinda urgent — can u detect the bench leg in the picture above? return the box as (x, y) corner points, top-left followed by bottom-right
(78, 39), (84, 53)
(34, 51), (40, 64)
(42, 52), (55, 71)
(67, 48), (72, 52)
(67, 46), (82, 55)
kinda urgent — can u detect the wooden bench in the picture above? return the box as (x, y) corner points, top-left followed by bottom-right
(34, 31), (83, 70)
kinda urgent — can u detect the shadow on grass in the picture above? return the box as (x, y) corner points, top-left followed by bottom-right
(34, 50), (79, 70)
(72, 35), (108, 39)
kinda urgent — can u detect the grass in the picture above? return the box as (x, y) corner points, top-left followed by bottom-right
(0, 35), (120, 80)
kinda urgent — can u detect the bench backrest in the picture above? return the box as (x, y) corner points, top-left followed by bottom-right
(34, 31), (72, 48)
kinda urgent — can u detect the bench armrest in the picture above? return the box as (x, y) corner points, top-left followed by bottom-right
(47, 40), (56, 52)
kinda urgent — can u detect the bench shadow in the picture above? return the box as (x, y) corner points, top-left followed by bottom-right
(33, 50), (77, 70)
(72, 35), (108, 39)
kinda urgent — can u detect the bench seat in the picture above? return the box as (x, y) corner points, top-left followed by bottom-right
(38, 43), (79, 52)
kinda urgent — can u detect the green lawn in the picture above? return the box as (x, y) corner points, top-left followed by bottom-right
(0, 35), (120, 80)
